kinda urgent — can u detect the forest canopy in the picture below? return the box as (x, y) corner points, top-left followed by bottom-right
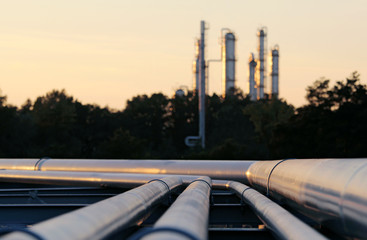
(0, 72), (366, 159)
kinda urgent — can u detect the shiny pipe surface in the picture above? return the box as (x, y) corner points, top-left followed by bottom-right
(0, 159), (255, 183)
(217, 181), (327, 240)
(247, 158), (367, 238)
(1, 176), (182, 240)
(141, 177), (211, 240)
(0, 169), (201, 188)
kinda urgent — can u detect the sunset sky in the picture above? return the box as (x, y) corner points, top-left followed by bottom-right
(0, 0), (366, 109)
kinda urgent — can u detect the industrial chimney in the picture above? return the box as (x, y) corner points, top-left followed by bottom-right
(249, 53), (257, 101)
(257, 28), (267, 99)
(221, 30), (236, 97)
(270, 45), (279, 99)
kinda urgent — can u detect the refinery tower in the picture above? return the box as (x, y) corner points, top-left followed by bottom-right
(248, 27), (279, 100)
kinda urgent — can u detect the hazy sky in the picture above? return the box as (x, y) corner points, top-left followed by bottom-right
(0, 0), (366, 109)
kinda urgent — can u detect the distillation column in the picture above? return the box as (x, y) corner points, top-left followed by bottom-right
(249, 53), (257, 101)
(270, 45), (279, 98)
(221, 31), (236, 97)
(257, 28), (266, 99)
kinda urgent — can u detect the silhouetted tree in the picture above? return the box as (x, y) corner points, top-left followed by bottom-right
(271, 72), (367, 158)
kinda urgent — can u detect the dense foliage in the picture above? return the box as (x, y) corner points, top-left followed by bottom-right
(0, 72), (366, 159)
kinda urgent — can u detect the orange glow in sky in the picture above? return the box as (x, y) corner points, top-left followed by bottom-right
(0, 0), (366, 109)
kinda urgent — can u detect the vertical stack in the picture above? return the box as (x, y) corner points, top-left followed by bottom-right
(248, 53), (257, 101)
(192, 39), (200, 92)
(221, 31), (236, 98)
(248, 27), (279, 101)
(198, 20), (206, 149)
(257, 28), (267, 99)
(270, 45), (279, 99)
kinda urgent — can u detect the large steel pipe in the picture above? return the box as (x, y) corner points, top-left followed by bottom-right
(216, 181), (327, 240)
(0, 159), (255, 183)
(247, 158), (367, 238)
(139, 177), (211, 240)
(1, 176), (182, 240)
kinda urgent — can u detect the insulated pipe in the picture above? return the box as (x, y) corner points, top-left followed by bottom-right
(139, 177), (211, 240)
(1, 176), (182, 240)
(247, 158), (367, 239)
(0, 159), (255, 183)
(216, 181), (327, 240)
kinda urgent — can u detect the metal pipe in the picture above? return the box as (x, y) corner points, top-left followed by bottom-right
(0, 159), (255, 183)
(199, 20), (206, 149)
(1, 176), (182, 240)
(192, 39), (200, 92)
(247, 158), (367, 239)
(0, 170), (325, 240)
(0, 170), (203, 187)
(138, 177), (211, 240)
(2, 158), (366, 237)
(216, 180), (327, 240)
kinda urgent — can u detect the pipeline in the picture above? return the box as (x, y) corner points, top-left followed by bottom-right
(0, 159), (255, 183)
(0, 170), (327, 240)
(0, 158), (367, 238)
(0, 169), (201, 188)
(135, 177), (211, 240)
(216, 181), (327, 240)
(1, 176), (182, 240)
(247, 158), (367, 238)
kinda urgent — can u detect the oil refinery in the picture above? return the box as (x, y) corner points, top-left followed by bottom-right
(191, 22), (280, 100)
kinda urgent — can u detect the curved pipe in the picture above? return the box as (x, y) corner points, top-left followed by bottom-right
(0, 159), (255, 183)
(1, 176), (182, 240)
(139, 177), (211, 240)
(247, 158), (367, 239)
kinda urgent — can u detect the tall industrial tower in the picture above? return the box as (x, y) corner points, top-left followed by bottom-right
(257, 28), (267, 99)
(192, 39), (200, 92)
(198, 20), (206, 148)
(270, 45), (279, 98)
(221, 30), (236, 97)
(248, 53), (257, 101)
(186, 21), (206, 149)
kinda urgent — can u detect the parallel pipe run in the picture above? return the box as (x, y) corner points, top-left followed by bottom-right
(139, 177), (212, 240)
(1, 176), (183, 240)
(247, 158), (367, 239)
(217, 181), (327, 240)
(0, 170), (326, 240)
(0, 159), (255, 183)
(1, 158), (367, 238)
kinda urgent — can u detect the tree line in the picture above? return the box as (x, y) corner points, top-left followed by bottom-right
(0, 72), (366, 160)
